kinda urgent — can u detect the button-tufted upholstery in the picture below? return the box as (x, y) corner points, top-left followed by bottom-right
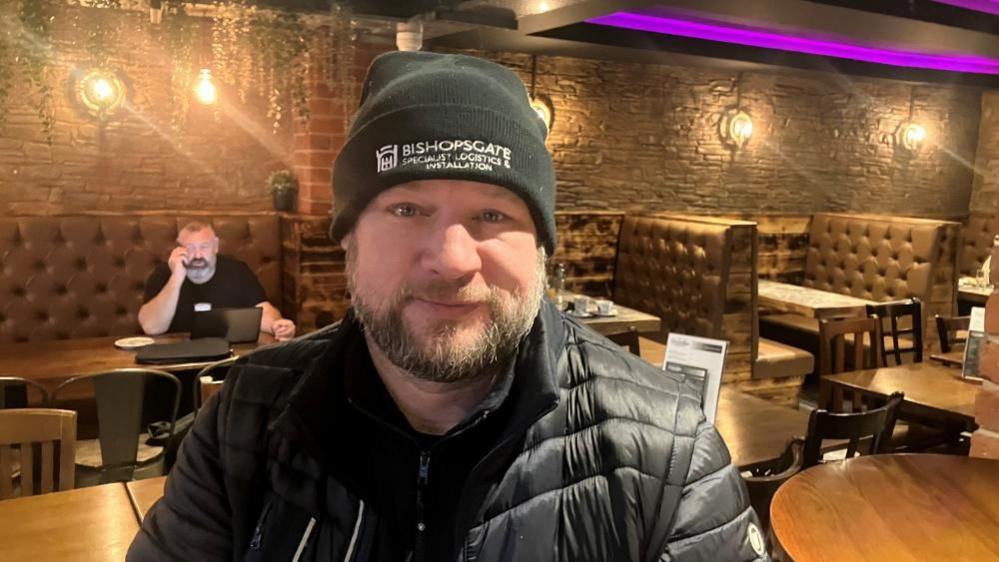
(0, 213), (281, 344)
(959, 213), (994, 277)
(613, 216), (730, 340)
(803, 214), (939, 303)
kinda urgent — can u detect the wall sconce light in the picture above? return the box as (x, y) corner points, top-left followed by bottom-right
(531, 95), (554, 132)
(71, 67), (127, 121)
(720, 108), (753, 149)
(193, 68), (218, 105)
(898, 122), (927, 152)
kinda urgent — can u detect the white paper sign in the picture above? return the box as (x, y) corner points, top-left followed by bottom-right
(971, 307), (985, 333)
(663, 333), (729, 422)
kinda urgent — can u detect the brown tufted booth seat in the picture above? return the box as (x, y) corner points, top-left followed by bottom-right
(613, 215), (730, 341)
(762, 213), (944, 353)
(959, 213), (994, 278)
(0, 213), (281, 344)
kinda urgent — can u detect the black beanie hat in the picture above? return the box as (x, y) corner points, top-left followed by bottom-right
(331, 51), (557, 254)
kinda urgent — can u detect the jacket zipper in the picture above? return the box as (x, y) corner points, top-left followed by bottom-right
(249, 500), (274, 550)
(343, 499), (366, 562)
(414, 450), (431, 562)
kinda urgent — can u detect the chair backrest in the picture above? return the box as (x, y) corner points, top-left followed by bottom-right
(935, 315), (970, 353)
(744, 438), (804, 534)
(0, 377), (49, 409)
(0, 408), (77, 498)
(818, 316), (883, 375)
(802, 392), (903, 468)
(51, 369), (180, 483)
(192, 356), (237, 413)
(865, 298), (923, 365)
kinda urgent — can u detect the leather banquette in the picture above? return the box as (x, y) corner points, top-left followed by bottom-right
(0, 213), (281, 343)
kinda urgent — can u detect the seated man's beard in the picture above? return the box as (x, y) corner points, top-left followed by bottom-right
(347, 244), (546, 383)
(185, 259), (214, 282)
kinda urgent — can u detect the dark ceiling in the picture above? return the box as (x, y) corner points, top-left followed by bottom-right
(259, 1), (999, 85)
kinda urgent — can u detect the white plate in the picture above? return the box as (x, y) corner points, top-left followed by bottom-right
(114, 336), (156, 350)
(592, 309), (619, 317)
(569, 310), (594, 318)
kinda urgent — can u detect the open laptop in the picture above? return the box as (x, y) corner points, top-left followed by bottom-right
(191, 307), (263, 344)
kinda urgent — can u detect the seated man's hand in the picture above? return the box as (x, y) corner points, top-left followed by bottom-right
(273, 319), (296, 341)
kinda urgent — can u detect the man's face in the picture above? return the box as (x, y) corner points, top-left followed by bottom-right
(346, 179), (546, 383)
(177, 227), (219, 283)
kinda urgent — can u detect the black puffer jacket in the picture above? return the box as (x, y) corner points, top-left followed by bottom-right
(128, 301), (769, 561)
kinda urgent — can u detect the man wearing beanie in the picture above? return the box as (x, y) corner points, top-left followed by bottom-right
(130, 52), (768, 562)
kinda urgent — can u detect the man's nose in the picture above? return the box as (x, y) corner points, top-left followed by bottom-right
(423, 223), (482, 280)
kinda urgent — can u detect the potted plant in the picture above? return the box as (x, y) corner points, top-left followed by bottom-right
(268, 170), (298, 212)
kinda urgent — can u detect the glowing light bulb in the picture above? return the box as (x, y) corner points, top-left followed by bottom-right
(194, 69), (218, 105)
(732, 115), (753, 141)
(900, 123), (927, 151)
(91, 77), (114, 102)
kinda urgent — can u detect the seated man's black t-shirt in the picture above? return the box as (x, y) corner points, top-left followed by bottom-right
(142, 254), (267, 333)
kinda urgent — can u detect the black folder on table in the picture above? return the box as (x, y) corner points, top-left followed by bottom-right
(135, 337), (232, 365)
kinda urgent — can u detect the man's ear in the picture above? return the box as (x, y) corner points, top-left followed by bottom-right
(340, 234), (351, 251)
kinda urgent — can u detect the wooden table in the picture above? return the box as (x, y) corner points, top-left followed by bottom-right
(126, 476), (167, 522)
(562, 292), (661, 336)
(958, 279), (990, 306)
(759, 279), (876, 319)
(0, 482), (140, 561)
(819, 362), (979, 428)
(714, 387), (810, 470)
(771, 454), (999, 561)
(0, 333), (273, 394)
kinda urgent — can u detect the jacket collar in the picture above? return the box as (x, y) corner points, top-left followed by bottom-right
(271, 300), (565, 464)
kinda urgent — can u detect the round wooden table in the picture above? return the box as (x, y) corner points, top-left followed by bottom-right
(771, 454), (999, 561)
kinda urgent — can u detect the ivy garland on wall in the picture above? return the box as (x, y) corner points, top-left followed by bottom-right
(0, 0), (356, 137)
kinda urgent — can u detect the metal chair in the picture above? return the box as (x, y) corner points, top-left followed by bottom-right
(802, 392), (903, 468)
(935, 314), (970, 353)
(865, 298), (923, 365)
(51, 369), (180, 486)
(0, 377), (49, 409)
(0, 408), (77, 498)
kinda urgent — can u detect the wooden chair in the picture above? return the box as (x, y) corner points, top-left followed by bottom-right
(744, 438), (804, 535)
(935, 314), (970, 353)
(802, 392), (903, 468)
(866, 298), (923, 365)
(0, 377), (49, 409)
(0, 408), (77, 498)
(818, 316), (883, 375)
(52, 369), (180, 486)
(192, 356), (237, 414)
(607, 326), (641, 356)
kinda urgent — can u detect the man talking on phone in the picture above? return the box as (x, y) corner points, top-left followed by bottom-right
(138, 221), (296, 341)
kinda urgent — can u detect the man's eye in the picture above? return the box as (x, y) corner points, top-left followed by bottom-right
(480, 210), (506, 223)
(391, 204), (417, 217)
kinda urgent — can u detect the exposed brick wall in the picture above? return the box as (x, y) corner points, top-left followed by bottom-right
(972, 215), (999, 460)
(0, 6), (291, 215)
(447, 49), (980, 218)
(970, 91), (999, 216)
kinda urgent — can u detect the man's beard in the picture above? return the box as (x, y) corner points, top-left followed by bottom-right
(347, 240), (547, 383)
(185, 258), (215, 283)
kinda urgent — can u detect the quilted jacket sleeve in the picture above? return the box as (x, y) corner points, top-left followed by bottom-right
(126, 386), (233, 561)
(661, 420), (771, 561)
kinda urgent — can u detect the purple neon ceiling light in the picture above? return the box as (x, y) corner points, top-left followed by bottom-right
(587, 11), (999, 75)
(931, 0), (999, 17)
